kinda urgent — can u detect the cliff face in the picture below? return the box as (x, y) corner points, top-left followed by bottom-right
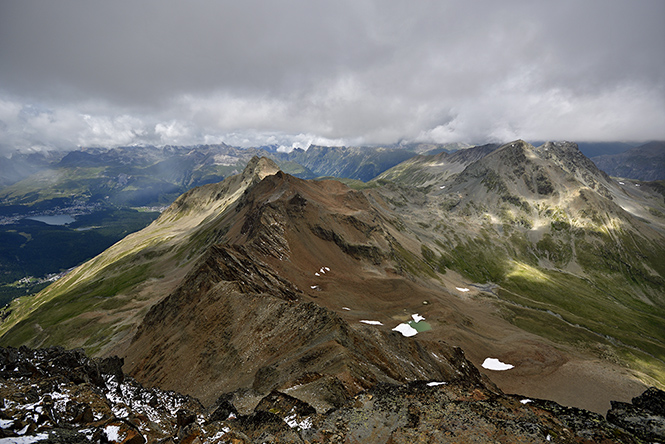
(2, 346), (663, 443)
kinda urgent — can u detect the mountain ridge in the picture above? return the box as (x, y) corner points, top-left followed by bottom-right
(1, 142), (664, 416)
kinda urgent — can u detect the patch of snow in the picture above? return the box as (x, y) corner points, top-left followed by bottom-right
(393, 323), (418, 337)
(440, 185), (446, 189)
(426, 381), (447, 386)
(17, 425), (30, 435)
(520, 399), (533, 404)
(314, 272), (320, 276)
(547, 434), (552, 441)
(284, 412), (313, 430)
(310, 285), (318, 290)
(360, 320), (383, 325)
(455, 287), (470, 292)
(0, 433), (49, 443)
(324, 267), (330, 271)
(105, 425), (124, 442)
(0, 419), (14, 429)
(482, 357), (514, 371)
(112, 405), (129, 418)
(342, 307), (351, 311)
(411, 313), (425, 323)
(212, 430), (229, 440)
(618, 181), (625, 185)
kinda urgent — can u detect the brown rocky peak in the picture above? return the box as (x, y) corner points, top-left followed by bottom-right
(241, 156), (281, 183)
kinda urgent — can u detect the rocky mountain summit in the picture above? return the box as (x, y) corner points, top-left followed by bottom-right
(2, 346), (663, 443)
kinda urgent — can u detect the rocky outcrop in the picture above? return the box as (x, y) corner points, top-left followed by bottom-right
(0, 346), (202, 443)
(607, 387), (665, 442)
(1, 346), (660, 443)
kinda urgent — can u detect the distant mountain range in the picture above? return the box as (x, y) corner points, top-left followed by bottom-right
(2, 141), (663, 424)
(0, 140), (662, 305)
(591, 141), (665, 181)
(0, 142), (456, 299)
(0, 142), (461, 197)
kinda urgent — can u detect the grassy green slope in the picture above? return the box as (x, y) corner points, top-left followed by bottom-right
(424, 221), (665, 385)
(0, 157), (279, 355)
(378, 141), (665, 387)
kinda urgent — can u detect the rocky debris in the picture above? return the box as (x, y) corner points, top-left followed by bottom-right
(607, 386), (665, 442)
(1, 345), (662, 443)
(0, 346), (201, 443)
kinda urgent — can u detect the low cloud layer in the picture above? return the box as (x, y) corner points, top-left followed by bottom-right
(0, 0), (663, 154)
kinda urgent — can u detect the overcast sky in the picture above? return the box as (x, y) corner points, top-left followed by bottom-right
(0, 0), (663, 154)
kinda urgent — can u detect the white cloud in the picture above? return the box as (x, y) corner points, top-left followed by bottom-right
(79, 113), (147, 147)
(154, 120), (193, 145)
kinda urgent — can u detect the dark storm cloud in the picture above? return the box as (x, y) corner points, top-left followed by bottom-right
(0, 0), (663, 153)
(0, 0), (380, 103)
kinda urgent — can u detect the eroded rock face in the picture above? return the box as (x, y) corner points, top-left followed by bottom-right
(1, 346), (661, 443)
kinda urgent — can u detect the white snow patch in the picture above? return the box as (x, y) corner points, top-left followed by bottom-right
(212, 428), (230, 440)
(342, 307), (351, 311)
(284, 412), (313, 430)
(17, 425), (30, 435)
(112, 405), (130, 418)
(455, 287), (470, 292)
(520, 399), (533, 404)
(618, 181), (625, 185)
(105, 425), (124, 442)
(310, 285), (319, 290)
(0, 419), (14, 429)
(482, 357), (514, 371)
(440, 185), (446, 189)
(411, 313), (425, 323)
(360, 320), (383, 325)
(0, 434), (49, 443)
(314, 272), (320, 276)
(392, 323), (418, 337)
(324, 267), (330, 271)
(426, 381), (447, 386)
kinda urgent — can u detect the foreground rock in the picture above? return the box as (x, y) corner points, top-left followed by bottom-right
(1, 346), (662, 443)
(607, 387), (665, 442)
